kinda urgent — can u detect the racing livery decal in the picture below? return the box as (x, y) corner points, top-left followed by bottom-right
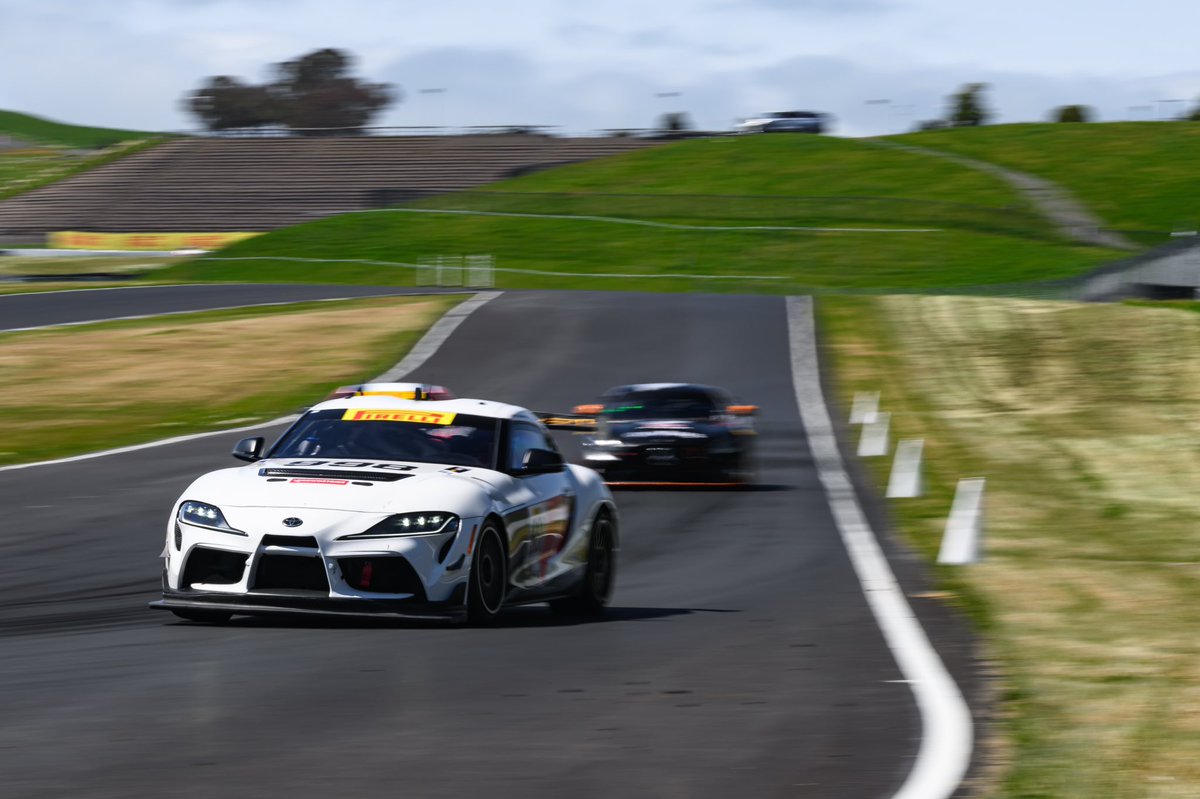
(341, 409), (457, 425)
(279, 460), (418, 471)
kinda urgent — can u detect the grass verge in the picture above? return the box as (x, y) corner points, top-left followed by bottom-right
(0, 255), (184, 278)
(156, 212), (1117, 293)
(818, 295), (1200, 798)
(0, 281), (140, 295)
(0, 295), (459, 466)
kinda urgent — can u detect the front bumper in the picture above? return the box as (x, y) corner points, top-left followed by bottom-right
(160, 509), (481, 618)
(585, 444), (743, 484)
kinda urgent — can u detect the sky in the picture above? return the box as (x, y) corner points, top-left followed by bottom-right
(3, 0), (1200, 137)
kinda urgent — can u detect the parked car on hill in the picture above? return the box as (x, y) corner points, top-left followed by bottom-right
(736, 110), (829, 134)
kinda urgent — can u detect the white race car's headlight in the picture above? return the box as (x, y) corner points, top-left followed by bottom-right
(178, 500), (245, 535)
(338, 512), (460, 540)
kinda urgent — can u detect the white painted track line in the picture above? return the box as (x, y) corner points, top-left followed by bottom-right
(374, 290), (501, 380)
(787, 296), (973, 799)
(0, 291), (502, 473)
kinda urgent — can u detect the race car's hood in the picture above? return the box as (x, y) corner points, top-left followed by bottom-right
(183, 458), (504, 515)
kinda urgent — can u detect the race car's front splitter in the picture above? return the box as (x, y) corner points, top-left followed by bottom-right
(151, 591), (467, 623)
(604, 480), (748, 488)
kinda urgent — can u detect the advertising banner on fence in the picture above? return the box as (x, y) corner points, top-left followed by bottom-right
(48, 231), (262, 251)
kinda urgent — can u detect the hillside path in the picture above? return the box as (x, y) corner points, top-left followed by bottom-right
(868, 138), (1138, 251)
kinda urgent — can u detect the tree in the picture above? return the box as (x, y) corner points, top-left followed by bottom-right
(267, 49), (396, 134)
(185, 76), (280, 131)
(184, 48), (397, 135)
(1051, 104), (1093, 123)
(947, 83), (992, 127)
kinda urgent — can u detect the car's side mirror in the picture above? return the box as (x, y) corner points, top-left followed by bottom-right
(232, 437), (265, 462)
(521, 447), (565, 474)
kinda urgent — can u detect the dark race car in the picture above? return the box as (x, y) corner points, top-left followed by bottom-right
(570, 383), (757, 486)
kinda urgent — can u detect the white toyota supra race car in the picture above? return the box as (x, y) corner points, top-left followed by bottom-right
(150, 385), (618, 625)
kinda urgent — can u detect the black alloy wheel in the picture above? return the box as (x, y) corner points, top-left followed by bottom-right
(468, 523), (507, 624)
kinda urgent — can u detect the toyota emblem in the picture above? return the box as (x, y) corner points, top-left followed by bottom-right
(282, 517), (303, 528)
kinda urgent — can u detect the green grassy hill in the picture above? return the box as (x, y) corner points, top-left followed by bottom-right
(495, 134), (1024, 203)
(898, 122), (1200, 238)
(160, 135), (1118, 294)
(0, 109), (164, 149)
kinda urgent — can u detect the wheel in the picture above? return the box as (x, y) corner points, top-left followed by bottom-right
(467, 522), (507, 625)
(170, 608), (233, 624)
(550, 513), (616, 617)
(725, 447), (755, 486)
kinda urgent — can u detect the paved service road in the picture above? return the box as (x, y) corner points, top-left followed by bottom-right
(0, 291), (925, 798)
(0, 283), (457, 331)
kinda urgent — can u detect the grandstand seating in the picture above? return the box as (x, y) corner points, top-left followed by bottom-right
(0, 134), (654, 238)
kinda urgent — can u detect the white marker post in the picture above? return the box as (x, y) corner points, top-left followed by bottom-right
(849, 391), (880, 424)
(886, 438), (924, 498)
(857, 411), (890, 457)
(938, 478), (986, 565)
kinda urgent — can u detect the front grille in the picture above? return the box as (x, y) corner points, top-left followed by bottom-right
(253, 555), (330, 592)
(182, 547), (248, 588)
(340, 556), (426, 598)
(259, 468), (411, 483)
(261, 535), (319, 549)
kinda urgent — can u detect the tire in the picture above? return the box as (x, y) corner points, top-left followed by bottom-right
(170, 608), (233, 624)
(550, 513), (616, 617)
(726, 446), (755, 486)
(467, 522), (507, 625)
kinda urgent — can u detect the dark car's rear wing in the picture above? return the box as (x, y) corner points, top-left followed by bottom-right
(535, 412), (598, 432)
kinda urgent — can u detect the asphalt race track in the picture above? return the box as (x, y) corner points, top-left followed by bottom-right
(0, 288), (966, 798)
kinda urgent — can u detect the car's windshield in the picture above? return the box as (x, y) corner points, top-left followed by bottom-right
(269, 408), (499, 468)
(602, 389), (717, 421)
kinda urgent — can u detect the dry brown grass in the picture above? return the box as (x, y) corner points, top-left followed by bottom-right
(0, 255), (182, 277)
(820, 296), (1200, 798)
(0, 295), (455, 464)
